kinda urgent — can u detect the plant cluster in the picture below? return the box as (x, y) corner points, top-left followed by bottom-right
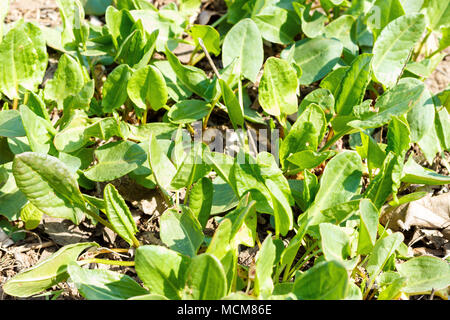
(0, 0), (450, 300)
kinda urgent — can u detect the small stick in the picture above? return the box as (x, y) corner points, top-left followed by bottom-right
(198, 38), (221, 80)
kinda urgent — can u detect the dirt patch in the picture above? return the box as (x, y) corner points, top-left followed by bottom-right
(6, 0), (61, 28)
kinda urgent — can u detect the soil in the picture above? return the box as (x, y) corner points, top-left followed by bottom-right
(0, 0), (449, 301)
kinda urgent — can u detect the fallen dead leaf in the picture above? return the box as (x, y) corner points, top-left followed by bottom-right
(43, 216), (93, 246)
(381, 192), (450, 240)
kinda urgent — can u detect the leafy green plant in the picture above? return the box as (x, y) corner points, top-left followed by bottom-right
(0, 0), (449, 301)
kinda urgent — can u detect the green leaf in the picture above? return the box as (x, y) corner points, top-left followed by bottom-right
(386, 116), (411, 156)
(282, 37), (343, 85)
(135, 245), (190, 300)
(0, 165), (7, 188)
(348, 80), (426, 130)
(20, 202), (43, 230)
(280, 213), (309, 269)
(183, 253), (228, 300)
(319, 223), (351, 263)
(357, 199), (380, 255)
(57, 0), (89, 46)
(230, 152), (272, 214)
(0, 162), (28, 220)
(366, 0), (405, 40)
(19, 105), (54, 154)
(324, 15), (358, 61)
(224, 193), (257, 248)
(219, 79), (244, 129)
(367, 232), (404, 279)
(396, 256), (450, 294)
(423, 0), (450, 31)
(13, 152), (86, 224)
(402, 78), (435, 143)
(165, 46), (213, 100)
(103, 184), (138, 247)
(298, 88), (334, 118)
(372, 13), (426, 88)
(294, 3), (327, 39)
(168, 100), (211, 124)
(402, 156), (450, 185)
(148, 133), (176, 192)
(266, 179), (293, 236)
(3, 242), (97, 297)
(127, 65), (168, 112)
(288, 170), (319, 212)
(188, 177), (213, 229)
(303, 151), (363, 231)
(254, 235), (276, 298)
(364, 152), (403, 208)
(320, 66), (350, 99)
(115, 27), (157, 68)
(357, 131), (386, 172)
(293, 260), (349, 300)
(128, 294), (169, 300)
(334, 53), (373, 116)
(206, 218), (232, 260)
(105, 6), (135, 49)
(101, 64), (132, 113)
(0, 110), (26, 137)
(67, 262), (148, 300)
(222, 18), (263, 83)
(160, 207), (204, 258)
(169, 143), (211, 190)
(258, 57), (299, 117)
(44, 54), (85, 109)
(287, 150), (336, 170)
(320, 200), (361, 225)
(0, 21), (48, 99)
(63, 79), (95, 111)
(379, 279), (407, 300)
(252, 5), (300, 45)
(280, 104), (326, 169)
(188, 24), (220, 56)
(84, 141), (147, 182)
(435, 101), (450, 151)
(152, 60), (192, 102)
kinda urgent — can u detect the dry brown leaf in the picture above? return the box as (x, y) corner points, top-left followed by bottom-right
(43, 216), (92, 246)
(381, 192), (450, 240)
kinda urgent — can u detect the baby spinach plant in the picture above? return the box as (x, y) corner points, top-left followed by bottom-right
(1, 0), (449, 300)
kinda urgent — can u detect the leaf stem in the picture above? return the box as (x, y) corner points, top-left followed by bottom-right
(12, 98), (18, 110)
(211, 12), (229, 28)
(142, 108), (148, 124)
(413, 29), (432, 61)
(78, 258), (135, 267)
(286, 245), (321, 280)
(84, 208), (114, 231)
(188, 44), (200, 66)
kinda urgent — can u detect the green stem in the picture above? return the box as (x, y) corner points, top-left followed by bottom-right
(413, 29), (432, 61)
(83, 200), (140, 248)
(142, 108), (148, 124)
(319, 130), (347, 152)
(286, 245), (321, 280)
(79, 258), (135, 267)
(426, 47), (445, 59)
(188, 44), (200, 66)
(211, 12), (229, 28)
(84, 208), (114, 231)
